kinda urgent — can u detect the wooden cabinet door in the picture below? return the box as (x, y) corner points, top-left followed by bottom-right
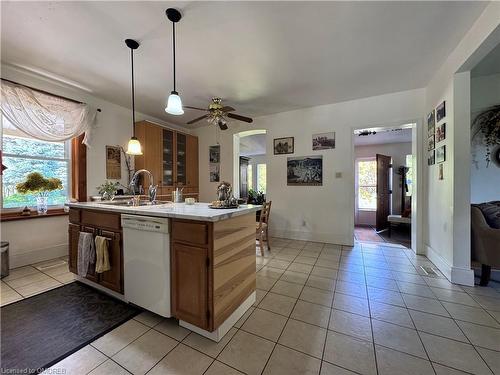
(68, 224), (80, 274)
(172, 243), (209, 329)
(135, 121), (163, 186)
(186, 135), (199, 188)
(175, 133), (187, 186)
(98, 230), (123, 294)
(162, 129), (175, 187)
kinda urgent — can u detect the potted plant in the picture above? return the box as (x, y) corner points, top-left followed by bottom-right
(16, 172), (63, 214)
(472, 105), (500, 167)
(247, 189), (266, 205)
(97, 180), (120, 201)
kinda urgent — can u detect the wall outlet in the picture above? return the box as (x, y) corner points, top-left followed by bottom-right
(335, 172), (342, 178)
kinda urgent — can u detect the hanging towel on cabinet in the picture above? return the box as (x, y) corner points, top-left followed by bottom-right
(95, 236), (111, 273)
(77, 232), (95, 277)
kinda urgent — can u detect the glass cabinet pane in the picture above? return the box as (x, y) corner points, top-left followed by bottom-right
(176, 133), (186, 185)
(163, 129), (174, 186)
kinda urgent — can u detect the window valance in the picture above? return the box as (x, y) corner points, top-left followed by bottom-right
(0, 80), (97, 146)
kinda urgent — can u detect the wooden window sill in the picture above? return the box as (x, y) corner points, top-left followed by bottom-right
(1, 209), (68, 222)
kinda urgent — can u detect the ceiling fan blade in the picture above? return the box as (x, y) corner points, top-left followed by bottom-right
(222, 106), (235, 112)
(184, 106), (207, 111)
(227, 112), (253, 123)
(218, 121), (228, 131)
(186, 114), (209, 125)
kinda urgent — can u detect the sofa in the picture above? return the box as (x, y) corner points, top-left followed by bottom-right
(471, 201), (500, 286)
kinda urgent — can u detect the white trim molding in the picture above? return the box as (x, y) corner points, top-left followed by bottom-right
(425, 244), (474, 286)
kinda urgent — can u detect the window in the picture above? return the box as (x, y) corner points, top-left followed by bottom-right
(247, 164), (253, 191)
(257, 163), (266, 194)
(357, 159), (377, 210)
(1, 117), (70, 209)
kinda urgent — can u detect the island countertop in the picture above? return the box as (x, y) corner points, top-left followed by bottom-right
(67, 201), (262, 222)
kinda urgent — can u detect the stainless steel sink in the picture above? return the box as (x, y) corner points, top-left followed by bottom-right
(99, 200), (169, 207)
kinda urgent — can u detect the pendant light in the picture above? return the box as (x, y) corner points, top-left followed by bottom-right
(125, 38), (143, 155)
(165, 8), (184, 115)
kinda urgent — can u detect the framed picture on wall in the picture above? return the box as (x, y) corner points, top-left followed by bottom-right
(209, 145), (220, 163)
(273, 137), (294, 155)
(312, 132), (335, 150)
(436, 123), (446, 143)
(436, 145), (446, 163)
(209, 163), (220, 182)
(436, 101), (446, 122)
(427, 110), (435, 137)
(428, 150), (435, 166)
(287, 156), (323, 186)
(105, 145), (121, 179)
(438, 164), (444, 180)
(427, 135), (435, 151)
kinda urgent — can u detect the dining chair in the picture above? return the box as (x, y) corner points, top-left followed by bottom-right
(256, 201), (272, 256)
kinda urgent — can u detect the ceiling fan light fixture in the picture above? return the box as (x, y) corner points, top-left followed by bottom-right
(165, 90), (184, 115)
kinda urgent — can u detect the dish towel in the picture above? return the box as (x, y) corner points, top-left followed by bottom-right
(95, 236), (111, 273)
(77, 232), (95, 277)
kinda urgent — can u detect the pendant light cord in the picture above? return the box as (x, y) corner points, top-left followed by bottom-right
(131, 47), (136, 136)
(172, 21), (176, 92)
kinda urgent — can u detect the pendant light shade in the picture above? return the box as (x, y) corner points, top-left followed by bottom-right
(125, 38), (143, 155)
(165, 8), (184, 116)
(126, 136), (142, 155)
(165, 91), (184, 115)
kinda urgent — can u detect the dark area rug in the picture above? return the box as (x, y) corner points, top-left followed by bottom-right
(1, 281), (139, 373)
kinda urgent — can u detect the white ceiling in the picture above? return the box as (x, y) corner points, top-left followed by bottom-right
(354, 128), (412, 146)
(1, 1), (488, 127)
(472, 42), (500, 77)
(240, 134), (266, 157)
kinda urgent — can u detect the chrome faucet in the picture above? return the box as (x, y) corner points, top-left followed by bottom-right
(129, 169), (158, 203)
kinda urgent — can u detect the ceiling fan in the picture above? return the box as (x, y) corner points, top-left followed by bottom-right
(185, 97), (253, 130)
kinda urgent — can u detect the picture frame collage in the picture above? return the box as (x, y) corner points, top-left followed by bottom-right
(427, 101), (447, 179)
(273, 132), (335, 186)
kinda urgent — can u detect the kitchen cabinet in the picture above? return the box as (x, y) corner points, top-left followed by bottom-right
(186, 135), (199, 188)
(135, 121), (199, 198)
(68, 208), (124, 294)
(171, 242), (209, 329)
(171, 213), (255, 332)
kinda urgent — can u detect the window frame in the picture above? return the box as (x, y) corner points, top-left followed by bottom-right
(256, 163), (267, 194)
(1, 133), (72, 211)
(1, 129), (86, 221)
(356, 157), (377, 212)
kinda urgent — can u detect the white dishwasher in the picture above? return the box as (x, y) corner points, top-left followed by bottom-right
(121, 214), (171, 317)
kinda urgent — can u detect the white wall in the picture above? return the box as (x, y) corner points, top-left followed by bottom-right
(423, 3), (500, 285)
(195, 88), (424, 245)
(470, 73), (500, 203)
(1, 64), (183, 267)
(354, 142), (412, 226)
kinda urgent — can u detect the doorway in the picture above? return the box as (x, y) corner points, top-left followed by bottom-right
(233, 130), (267, 201)
(353, 124), (415, 248)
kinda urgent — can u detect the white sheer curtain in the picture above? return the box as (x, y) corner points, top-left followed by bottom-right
(0, 80), (97, 146)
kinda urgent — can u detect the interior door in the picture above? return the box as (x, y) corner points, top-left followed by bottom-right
(376, 154), (392, 232)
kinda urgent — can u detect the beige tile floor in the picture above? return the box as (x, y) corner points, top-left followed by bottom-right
(1, 256), (75, 305)
(5, 239), (500, 375)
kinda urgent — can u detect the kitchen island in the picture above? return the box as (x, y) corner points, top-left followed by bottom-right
(67, 202), (260, 341)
